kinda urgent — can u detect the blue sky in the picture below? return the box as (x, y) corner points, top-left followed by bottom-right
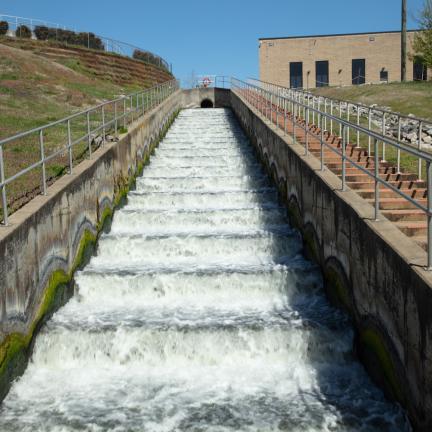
(1, 0), (425, 84)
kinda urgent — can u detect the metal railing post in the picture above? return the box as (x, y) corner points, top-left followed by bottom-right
(39, 130), (47, 196)
(320, 113), (325, 171)
(87, 111), (92, 158)
(305, 107), (309, 156)
(67, 119), (73, 174)
(374, 138), (380, 221)
(0, 145), (6, 226)
(397, 116), (401, 173)
(368, 108), (372, 154)
(342, 124), (346, 191)
(114, 102), (118, 136)
(356, 108), (360, 148)
(102, 106), (106, 145)
(419, 120), (423, 180)
(283, 97), (287, 135)
(382, 113), (386, 161)
(123, 98), (126, 129)
(428, 160), (432, 269)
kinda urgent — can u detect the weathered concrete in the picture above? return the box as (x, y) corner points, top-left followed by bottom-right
(0, 89), (182, 397)
(1, 87), (431, 430)
(230, 89), (432, 431)
(182, 87), (230, 109)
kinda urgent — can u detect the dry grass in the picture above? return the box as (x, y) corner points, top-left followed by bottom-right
(0, 42), (167, 222)
(311, 81), (432, 121)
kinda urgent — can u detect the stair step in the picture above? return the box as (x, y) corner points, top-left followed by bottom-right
(381, 209), (426, 222)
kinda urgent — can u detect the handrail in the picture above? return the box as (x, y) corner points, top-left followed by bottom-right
(0, 14), (171, 72)
(0, 79), (179, 225)
(231, 77), (432, 269)
(248, 77), (432, 180)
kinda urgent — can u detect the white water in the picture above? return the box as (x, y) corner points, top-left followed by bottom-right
(0, 109), (410, 431)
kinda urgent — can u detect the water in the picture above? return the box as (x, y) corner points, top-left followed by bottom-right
(0, 109), (411, 431)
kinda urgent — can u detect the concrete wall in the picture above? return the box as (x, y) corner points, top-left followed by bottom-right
(230, 90), (432, 431)
(259, 30), (430, 88)
(182, 88), (231, 108)
(0, 89), (182, 396)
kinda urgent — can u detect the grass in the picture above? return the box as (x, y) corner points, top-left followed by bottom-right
(0, 41), (172, 222)
(311, 81), (432, 120)
(308, 81), (432, 176)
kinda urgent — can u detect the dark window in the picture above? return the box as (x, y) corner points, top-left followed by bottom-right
(352, 59), (366, 85)
(414, 62), (427, 81)
(316, 61), (329, 87)
(290, 62), (303, 88)
(380, 69), (388, 82)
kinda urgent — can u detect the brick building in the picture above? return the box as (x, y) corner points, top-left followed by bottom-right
(259, 30), (429, 89)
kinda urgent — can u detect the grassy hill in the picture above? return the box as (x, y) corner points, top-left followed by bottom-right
(311, 81), (432, 120)
(0, 39), (174, 221)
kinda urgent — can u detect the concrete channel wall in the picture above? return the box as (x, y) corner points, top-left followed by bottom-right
(229, 90), (432, 431)
(0, 90), (183, 399)
(1, 86), (431, 430)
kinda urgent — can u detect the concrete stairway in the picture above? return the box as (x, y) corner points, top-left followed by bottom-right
(246, 92), (428, 251)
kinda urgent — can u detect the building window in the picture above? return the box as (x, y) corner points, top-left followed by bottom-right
(290, 62), (303, 89)
(380, 69), (388, 82)
(352, 59), (366, 85)
(414, 61), (427, 81)
(316, 61), (329, 87)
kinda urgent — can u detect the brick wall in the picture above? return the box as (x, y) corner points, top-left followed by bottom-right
(259, 31), (428, 88)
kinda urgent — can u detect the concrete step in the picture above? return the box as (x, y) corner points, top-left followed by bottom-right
(345, 173), (419, 183)
(395, 221), (427, 237)
(357, 188), (427, 200)
(381, 209), (426, 222)
(349, 180), (426, 190)
(367, 198), (427, 210)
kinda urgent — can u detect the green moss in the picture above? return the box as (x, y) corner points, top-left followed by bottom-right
(0, 107), (181, 398)
(324, 265), (351, 313)
(303, 228), (320, 264)
(0, 229), (96, 399)
(359, 328), (404, 403)
(287, 199), (303, 230)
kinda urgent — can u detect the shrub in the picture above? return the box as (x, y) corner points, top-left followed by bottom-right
(0, 21), (8, 36)
(16, 25), (32, 39)
(34, 25), (49, 40)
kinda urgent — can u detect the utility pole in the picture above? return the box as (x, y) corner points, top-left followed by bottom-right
(401, 0), (407, 81)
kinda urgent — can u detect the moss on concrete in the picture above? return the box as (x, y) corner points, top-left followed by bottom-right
(324, 263), (352, 313)
(303, 225), (321, 265)
(359, 327), (404, 404)
(0, 107), (181, 401)
(0, 229), (96, 401)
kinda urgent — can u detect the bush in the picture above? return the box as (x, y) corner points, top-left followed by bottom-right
(33, 25), (104, 50)
(16, 25), (32, 39)
(34, 25), (49, 40)
(0, 21), (8, 36)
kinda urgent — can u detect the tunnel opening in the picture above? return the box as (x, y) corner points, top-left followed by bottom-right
(200, 99), (214, 108)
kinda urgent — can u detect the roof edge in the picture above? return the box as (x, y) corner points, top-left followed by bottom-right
(259, 29), (419, 41)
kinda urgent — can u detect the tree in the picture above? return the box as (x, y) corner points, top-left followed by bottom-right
(412, 0), (432, 69)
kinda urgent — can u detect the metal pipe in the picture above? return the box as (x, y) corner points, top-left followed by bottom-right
(0, 145), (8, 226)
(39, 130), (47, 196)
(67, 120), (73, 174)
(374, 138), (380, 221)
(342, 125), (346, 191)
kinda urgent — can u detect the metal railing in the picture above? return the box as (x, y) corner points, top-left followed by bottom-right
(0, 14), (171, 72)
(188, 75), (231, 89)
(0, 79), (179, 225)
(232, 77), (432, 269)
(250, 78), (432, 180)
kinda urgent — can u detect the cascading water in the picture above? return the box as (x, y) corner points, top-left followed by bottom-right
(0, 108), (411, 431)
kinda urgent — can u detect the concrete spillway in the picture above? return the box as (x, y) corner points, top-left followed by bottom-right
(0, 109), (410, 431)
